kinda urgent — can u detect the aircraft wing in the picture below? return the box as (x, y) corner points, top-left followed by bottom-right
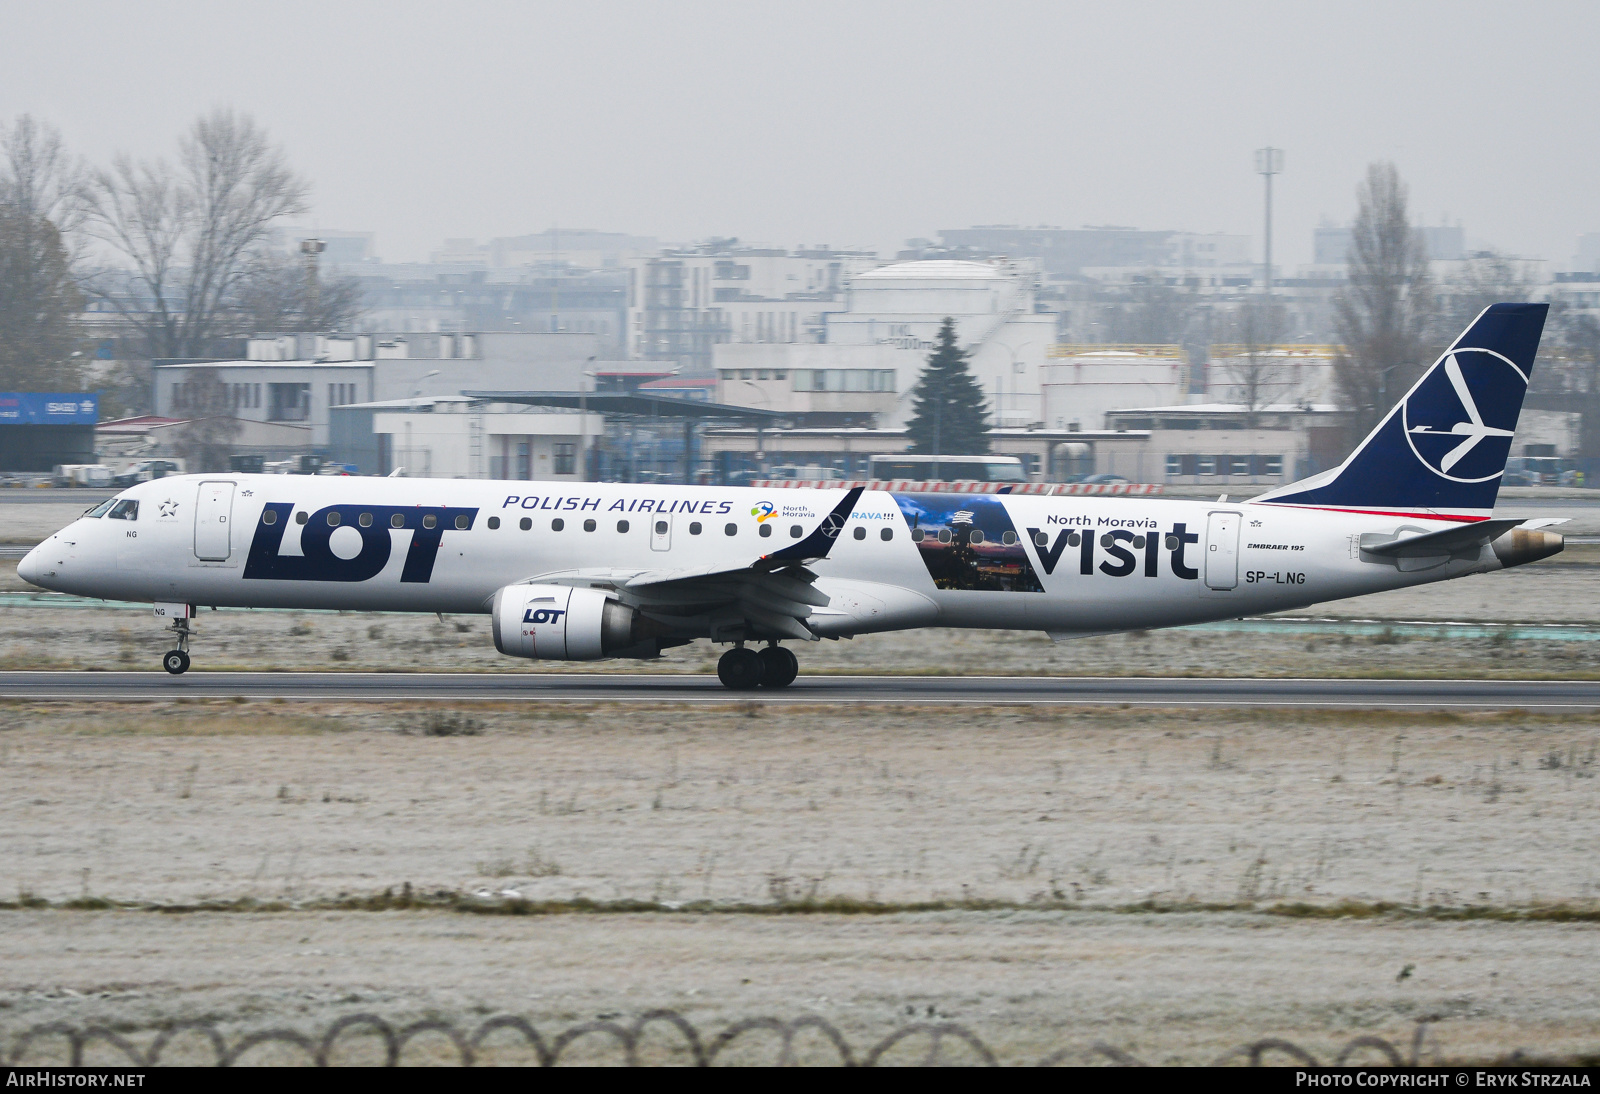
(516, 487), (864, 643)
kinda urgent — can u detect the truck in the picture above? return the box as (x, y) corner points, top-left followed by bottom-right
(51, 464), (114, 488)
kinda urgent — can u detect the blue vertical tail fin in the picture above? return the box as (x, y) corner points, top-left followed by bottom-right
(1254, 302), (1548, 520)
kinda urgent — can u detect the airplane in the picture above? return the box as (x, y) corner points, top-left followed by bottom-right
(17, 303), (1566, 689)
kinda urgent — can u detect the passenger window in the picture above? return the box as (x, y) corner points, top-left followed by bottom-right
(911, 528), (924, 543)
(759, 524), (772, 538)
(1034, 531), (1049, 547)
(725, 523), (737, 536)
(970, 530), (984, 544)
(853, 526), (866, 540)
(1132, 535), (1145, 549)
(1001, 530), (1016, 546)
(937, 529), (952, 544)
(689, 522), (702, 535)
(789, 524), (802, 538)
(880, 528), (893, 541)
(422, 514), (437, 529)
(390, 513), (405, 528)
(1067, 532), (1081, 546)
(327, 511), (341, 526)
(583, 518), (596, 532)
(455, 514), (470, 530)
(108, 499), (139, 521)
(487, 516), (500, 529)
(654, 520), (668, 535)
(617, 520), (629, 533)
(520, 517), (532, 531)
(359, 512), (373, 528)
(85, 500), (114, 518)
(296, 511), (308, 525)
(261, 510), (278, 525)
(552, 518), (564, 531)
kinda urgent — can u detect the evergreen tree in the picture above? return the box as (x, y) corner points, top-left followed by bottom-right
(907, 317), (989, 454)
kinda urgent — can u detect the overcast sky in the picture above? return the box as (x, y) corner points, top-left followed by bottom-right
(5, 0), (1597, 267)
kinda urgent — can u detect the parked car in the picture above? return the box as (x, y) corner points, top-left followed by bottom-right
(1079, 473), (1132, 485)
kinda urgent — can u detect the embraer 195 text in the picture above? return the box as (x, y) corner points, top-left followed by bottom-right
(18, 304), (1568, 688)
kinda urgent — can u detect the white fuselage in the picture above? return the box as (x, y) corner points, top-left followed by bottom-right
(18, 474), (1512, 643)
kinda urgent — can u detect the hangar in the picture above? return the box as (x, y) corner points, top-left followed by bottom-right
(0, 392), (98, 472)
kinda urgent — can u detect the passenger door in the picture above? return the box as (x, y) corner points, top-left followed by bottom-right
(194, 481), (235, 561)
(1204, 510), (1240, 591)
(650, 514), (672, 552)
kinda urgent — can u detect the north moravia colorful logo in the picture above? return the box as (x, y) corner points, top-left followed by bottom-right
(752, 501), (777, 522)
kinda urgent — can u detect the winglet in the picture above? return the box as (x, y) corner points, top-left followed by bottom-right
(757, 486), (864, 569)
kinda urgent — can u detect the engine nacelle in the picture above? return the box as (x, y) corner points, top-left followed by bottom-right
(491, 583), (643, 660)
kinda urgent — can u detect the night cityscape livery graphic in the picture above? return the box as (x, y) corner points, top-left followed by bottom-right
(893, 494), (1043, 592)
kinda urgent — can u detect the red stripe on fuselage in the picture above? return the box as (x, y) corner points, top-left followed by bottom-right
(1252, 503), (1488, 523)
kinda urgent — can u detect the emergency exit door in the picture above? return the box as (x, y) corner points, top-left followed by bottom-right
(650, 514), (672, 551)
(1205, 510), (1240, 590)
(194, 481), (235, 561)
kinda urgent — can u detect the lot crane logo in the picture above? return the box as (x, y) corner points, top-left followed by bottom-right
(752, 501), (777, 522)
(1402, 348), (1526, 484)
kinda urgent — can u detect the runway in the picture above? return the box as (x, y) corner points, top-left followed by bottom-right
(3, 671), (1600, 708)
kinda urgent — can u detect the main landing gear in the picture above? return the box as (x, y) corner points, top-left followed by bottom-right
(716, 643), (799, 690)
(163, 615), (193, 675)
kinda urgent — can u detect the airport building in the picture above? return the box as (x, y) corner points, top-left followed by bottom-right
(625, 244), (879, 369)
(712, 259), (1056, 429)
(152, 331), (610, 448)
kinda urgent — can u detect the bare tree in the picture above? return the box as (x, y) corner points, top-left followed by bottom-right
(84, 109), (309, 358)
(169, 366), (242, 471)
(1332, 163), (1436, 434)
(1437, 250), (1536, 334)
(1218, 297), (1293, 425)
(1106, 274), (1191, 343)
(0, 115), (86, 389)
(234, 251), (365, 334)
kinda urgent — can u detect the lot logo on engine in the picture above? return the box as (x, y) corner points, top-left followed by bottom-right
(523, 607), (566, 624)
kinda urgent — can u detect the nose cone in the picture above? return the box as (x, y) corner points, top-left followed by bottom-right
(16, 543), (46, 588)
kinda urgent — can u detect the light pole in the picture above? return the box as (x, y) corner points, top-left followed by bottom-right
(1254, 147), (1284, 296)
(740, 379), (771, 476)
(579, 357), (595, 482)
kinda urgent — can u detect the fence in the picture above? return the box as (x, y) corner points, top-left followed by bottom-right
(748, 480), (1165, 496)
(3, 1012), (1481, 1067)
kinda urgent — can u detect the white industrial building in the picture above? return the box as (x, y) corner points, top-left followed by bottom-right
(1040, 345), (1191, 433)
(626, 245), (879, 368)
(711, 259), (1056, 429)
(827, 260), (1056, 428)
(349, 396), (600, 480)
(154, 331), (609, 448)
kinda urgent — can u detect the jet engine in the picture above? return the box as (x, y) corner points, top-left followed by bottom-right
(491, 583), (657, 660)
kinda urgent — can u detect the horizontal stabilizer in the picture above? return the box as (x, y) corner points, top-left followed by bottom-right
(1361, 518), (1525, 558)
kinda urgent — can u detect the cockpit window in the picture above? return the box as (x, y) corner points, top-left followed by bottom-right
(107, 499), (139, 521)
(85, 500), (115, 518)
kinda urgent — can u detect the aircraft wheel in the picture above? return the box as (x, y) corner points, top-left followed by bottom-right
(716, 647), (764, 690)
(758, 646), (798, 688)
(163, 649), (191, 675)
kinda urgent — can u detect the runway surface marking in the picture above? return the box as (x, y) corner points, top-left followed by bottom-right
(2, 672), (1598, 708)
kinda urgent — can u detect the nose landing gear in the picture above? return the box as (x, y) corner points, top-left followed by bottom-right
(158, 605), (194, 675)
(715, 643), (799, 690)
